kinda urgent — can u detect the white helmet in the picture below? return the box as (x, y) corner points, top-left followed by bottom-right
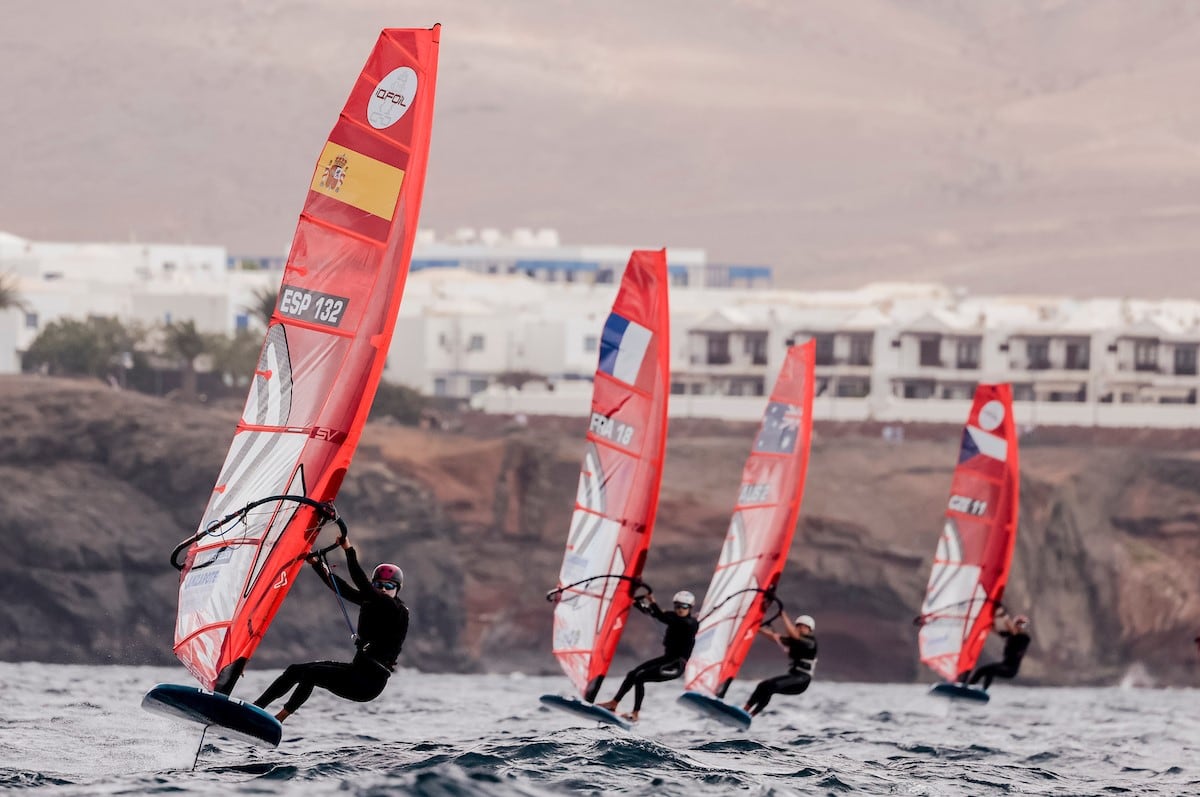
(794, 614), (815, 630)
(672, 590), (695, 607)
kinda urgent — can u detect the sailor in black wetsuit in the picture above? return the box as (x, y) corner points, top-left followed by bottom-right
(744, 613), (818, 717)
(254, 536), (409, 722)
(596, 590), (699, 722)
(966, 608), (1031, 690)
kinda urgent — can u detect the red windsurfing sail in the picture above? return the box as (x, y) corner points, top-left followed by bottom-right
(549, 250), (671, 702)
(684, 342), (816, 698)
(172, 27), (440, 692)
(918, 383), (1020, 682)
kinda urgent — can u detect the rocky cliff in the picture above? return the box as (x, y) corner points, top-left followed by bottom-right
(1, 376), (1197, 686)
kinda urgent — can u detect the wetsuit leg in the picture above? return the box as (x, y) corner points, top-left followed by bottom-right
(255, 660), (388, 713)
(630, 656), (685, 712)
(610, 670), (638, 704)
(968, 661), (1019, 690)
(745, 671), (811, 715)
(610, 655), (684, 711)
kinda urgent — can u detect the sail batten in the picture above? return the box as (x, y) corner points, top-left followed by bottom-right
(171, 27), (440, 692)
(918, 383), (1021, 683)
(550, 250), (671, 703)
(684, 342), (816, 699)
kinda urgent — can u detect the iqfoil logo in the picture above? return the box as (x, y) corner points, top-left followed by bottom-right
(368, 66), (418, 129)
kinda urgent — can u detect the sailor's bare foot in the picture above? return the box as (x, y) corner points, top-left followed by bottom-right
(622, 711), (639, 723)
(596, 700), (618, 711)
(275, 708), (291, 723)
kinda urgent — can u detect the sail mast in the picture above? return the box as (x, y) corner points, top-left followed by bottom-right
(549, 249), (671, 702)
(684, 341), (816, 698)
(918, 383), (1021, 682)
(172, 27), (441, 692)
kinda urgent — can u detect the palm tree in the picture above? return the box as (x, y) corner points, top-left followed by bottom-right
(244, 286), (280, 328)
(161, 320), (216, 399)
(0, 272), (27, 313)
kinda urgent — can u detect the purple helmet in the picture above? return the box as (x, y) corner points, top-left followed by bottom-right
(372, 563), (404, 591)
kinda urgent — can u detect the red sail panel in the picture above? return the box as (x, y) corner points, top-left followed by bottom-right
(173, 27), (440, 691)
(551, 250), (671, 702)
(918, 383), (1021, 682)
(684, 342), (816, 698)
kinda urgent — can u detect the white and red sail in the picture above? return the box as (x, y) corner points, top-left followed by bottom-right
(173, 27), (440, 692)
(550, 250), (671, 702)
(918, 383), (1020, 683)
(684, 341), (816, 699)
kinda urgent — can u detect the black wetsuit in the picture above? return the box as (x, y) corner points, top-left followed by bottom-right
(968, 629), (1030, 690)
(745, 633), (818, 715)
(255, 547), (409, 714)
(610, 602), (699, 712)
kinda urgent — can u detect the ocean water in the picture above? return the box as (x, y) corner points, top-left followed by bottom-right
(1, 663), (1196, 796)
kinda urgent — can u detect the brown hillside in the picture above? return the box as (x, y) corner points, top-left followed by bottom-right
(0, 375), (1198, 687)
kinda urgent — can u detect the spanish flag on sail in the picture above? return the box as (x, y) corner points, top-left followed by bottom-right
(309, 141), (406, 221)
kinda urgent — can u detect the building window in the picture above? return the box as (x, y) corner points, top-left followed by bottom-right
(707, 333), (731, 365)
(1026, 339), (1050, 370)
(955, 339), (980, 370)
(848, 335), (872, 366)
(814, 334), (835, 366)
(941, 383), (974, 400)
(836, 377), (870, 398)
(433, 377), (448, 396)
(901, 379), (936, 399)
(670, 382), (686, 394)
(467, 334), (485, 352)
(1065, 340), (1090, 370)
(583, 335), (598, 353)
(918, 337), (942, 367)
(744, 333), (768, 365)
(1174, 345), (1197, 376)
(728, 378), (765, 396)
(468, 378), (489, 394)
(24, 312), (38, 329)
(1048, 387), (1086, 403)
(1134, 339), (1158, 372)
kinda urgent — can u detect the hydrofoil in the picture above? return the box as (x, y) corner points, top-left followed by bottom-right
(929, 682), (990, 703)
(539, 694), (632, 730)
(677, 690), (752, 730)
(142, 683), (283, 747)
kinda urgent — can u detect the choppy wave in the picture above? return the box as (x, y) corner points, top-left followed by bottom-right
(2, 664), (1198, 796)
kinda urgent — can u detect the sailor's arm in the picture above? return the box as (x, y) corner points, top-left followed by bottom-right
(644, 596), (669, 623)
(307, 554), (362, 604)
(344, 542), (374, 593)
(780, 613), (801, 639)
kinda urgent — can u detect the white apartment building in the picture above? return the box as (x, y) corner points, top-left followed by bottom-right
(0, 231), (263, 373)
(5, 228), (1200, 427)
